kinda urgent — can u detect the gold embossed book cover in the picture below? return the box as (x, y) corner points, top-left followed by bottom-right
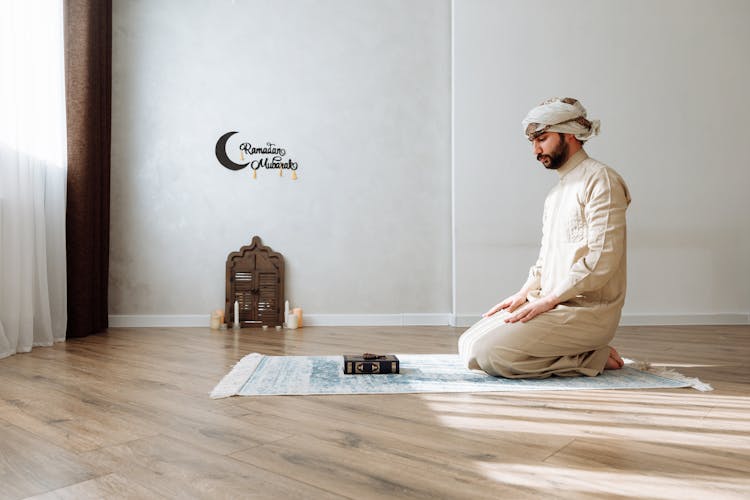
(343, 354), (400, 375)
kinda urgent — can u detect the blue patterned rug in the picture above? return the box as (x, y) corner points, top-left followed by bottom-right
(210, 353), (711, 398)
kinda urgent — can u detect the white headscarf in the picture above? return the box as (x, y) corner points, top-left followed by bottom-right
(522, 97), (600, 141)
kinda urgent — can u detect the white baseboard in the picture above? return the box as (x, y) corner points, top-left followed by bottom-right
(109, 312), (749, 328)
(108, 313), (454, 328)
(453, 312), (750, 328)
(452, 315), (480, 327)
(304, 313), (452, 326)
(618, 313), (750, 326)
(108, 315), (210, 328)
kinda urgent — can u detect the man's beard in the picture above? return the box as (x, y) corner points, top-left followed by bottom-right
(537, 139), (569, 170)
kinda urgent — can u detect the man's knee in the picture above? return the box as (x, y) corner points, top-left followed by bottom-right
(462, 332), (517, 370)
(460, 321), (534, 374)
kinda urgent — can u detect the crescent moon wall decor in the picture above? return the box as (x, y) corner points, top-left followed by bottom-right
(215, 131), (301, 180)
(215, 131), (250, 171)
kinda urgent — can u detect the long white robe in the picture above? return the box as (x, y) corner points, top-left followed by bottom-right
(459, 149), (631, 378)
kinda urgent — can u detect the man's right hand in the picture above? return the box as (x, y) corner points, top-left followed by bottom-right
(483, 291), (528, 317)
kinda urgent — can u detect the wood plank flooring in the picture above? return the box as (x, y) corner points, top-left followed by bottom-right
(1, 324), (748, 499)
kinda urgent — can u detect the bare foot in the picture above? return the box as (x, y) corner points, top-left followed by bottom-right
(604, 346), (624, 370)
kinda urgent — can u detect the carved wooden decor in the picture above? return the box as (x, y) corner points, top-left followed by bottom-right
(225, 236), (285, 327)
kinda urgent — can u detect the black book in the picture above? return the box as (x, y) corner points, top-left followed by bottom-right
(343, 354), (400, 374)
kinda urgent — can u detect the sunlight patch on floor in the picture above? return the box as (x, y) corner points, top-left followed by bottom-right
(420, 390), (750, 408)
(476, 462), (750, 500)
(423, 391), (750, 451)
(428, 410), (750, 451)
(422, 399), (747, 432)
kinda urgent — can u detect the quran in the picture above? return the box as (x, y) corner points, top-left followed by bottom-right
(343, 353), (400, 375)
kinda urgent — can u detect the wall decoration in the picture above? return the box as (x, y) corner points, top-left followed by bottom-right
(215, 131), (250, 171)
(225, 236), (285, 328)
(215, 131), (299, 180)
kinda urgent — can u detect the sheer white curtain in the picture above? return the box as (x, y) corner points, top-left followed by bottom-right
(0, 0), (67, 359)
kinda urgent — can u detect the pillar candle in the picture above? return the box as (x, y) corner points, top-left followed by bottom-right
(234, 300), (240, 326)
(293, 307), (303, 328)
(286, 313), (298, 329)
(210, 312), (221, 330)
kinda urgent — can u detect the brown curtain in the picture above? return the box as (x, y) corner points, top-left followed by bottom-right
(64, 0), (112, 338)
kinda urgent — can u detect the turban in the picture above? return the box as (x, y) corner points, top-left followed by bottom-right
(522, 97), (600, 141)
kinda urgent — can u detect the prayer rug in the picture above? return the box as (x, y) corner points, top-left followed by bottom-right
(210, 353), (712, 399)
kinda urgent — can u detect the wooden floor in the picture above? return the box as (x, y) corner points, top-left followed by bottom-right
(1, 324), (749, 499)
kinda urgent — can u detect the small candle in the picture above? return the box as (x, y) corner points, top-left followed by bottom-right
(210, 311), (221, 330)
(234, 300), (240, 327)
(293, 307), (303, 328)
(287, 313), (298, 329)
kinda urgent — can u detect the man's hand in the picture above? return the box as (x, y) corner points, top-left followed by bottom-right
(504, 294), (559, 324)
(483, 291), (528, 318)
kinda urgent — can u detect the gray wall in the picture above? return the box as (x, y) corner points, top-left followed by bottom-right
(453, 0), (750, 324)
(111, 0), (749, 326)
(110, 0), (452, 324)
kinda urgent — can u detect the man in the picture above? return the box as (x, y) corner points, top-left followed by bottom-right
(458, 97), (631, 378)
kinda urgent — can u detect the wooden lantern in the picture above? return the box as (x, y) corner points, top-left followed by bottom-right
(225, 236), (285, 327)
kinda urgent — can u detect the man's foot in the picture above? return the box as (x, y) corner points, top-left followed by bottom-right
(604, 346), (624, 370)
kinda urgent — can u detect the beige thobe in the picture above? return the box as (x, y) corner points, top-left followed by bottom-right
(459, 149), (631, 378)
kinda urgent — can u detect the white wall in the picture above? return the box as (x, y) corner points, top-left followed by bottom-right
(111, 0), (750, 326)
(110, 0), (452, 324)
(453, 0), (750, 325)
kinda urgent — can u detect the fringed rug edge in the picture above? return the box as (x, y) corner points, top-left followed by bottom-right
(209, 353), (264, 399)
(624, 358), (713, 392)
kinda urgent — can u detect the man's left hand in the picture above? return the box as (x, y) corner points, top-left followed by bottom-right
(504, 294), (559, 324)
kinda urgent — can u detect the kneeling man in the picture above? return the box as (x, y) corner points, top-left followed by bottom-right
(459, 97), (631, 378)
